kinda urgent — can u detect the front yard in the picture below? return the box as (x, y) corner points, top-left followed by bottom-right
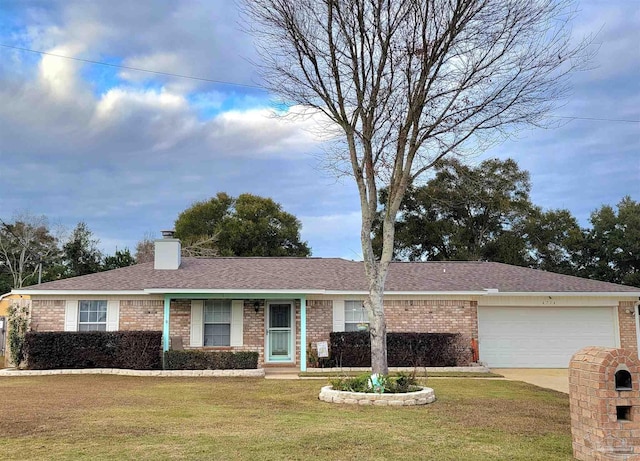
(0, 376), (572, 460)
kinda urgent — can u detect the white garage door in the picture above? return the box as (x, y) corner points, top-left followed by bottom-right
(478, 306), (618, 368)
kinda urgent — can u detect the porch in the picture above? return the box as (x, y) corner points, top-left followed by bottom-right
(161, 293), (309, 371)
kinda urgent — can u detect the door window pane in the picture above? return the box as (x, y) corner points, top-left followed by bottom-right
(269, 304), (290, 328)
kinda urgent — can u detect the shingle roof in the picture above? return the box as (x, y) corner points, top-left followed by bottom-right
(19, 258), (640, 294)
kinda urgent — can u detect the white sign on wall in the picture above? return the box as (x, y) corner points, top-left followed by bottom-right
(317, 341), (329, 358)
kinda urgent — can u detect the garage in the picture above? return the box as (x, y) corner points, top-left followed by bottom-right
(477, 306), (619, 368)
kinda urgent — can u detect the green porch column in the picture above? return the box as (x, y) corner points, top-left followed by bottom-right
(163, 295), (171, 352)
(300, 295), (307, 372)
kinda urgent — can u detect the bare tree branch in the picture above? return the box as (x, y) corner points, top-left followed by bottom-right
(243, 0), (591, 374)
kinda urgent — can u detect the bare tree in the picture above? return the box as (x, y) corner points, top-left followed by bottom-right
(134, 233), (156, 264)
(135, 233), (220, 263)
(181, 234), (220, 258)
(0, 213), (60, 289)
(245, 0), (590, 374)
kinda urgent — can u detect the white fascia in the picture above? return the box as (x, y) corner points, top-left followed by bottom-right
(482, 289), (640, 298)
(12, 289), (147, 296)
(323, 290), (490, 296)
(143, 288), (326, 295)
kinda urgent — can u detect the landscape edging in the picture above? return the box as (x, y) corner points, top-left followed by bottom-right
(318, 385), (436, 406)
(0, 368), (265, 377)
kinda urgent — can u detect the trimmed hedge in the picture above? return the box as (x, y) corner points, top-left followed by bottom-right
(24, 331), (163, 370)
(330, 331), (371, 367)
(329, 331), (465, 367)
(164, 350), (260, 370)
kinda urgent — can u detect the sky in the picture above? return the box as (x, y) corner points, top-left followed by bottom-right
(0, 0), (638, 260)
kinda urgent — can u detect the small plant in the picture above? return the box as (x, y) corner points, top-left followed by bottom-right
(307, 342), (319, 368)
(8, 301), (30, 368)
(330, 372), (420, 394)
(386, 372), (419, 393)
(330, 373), (371, 392)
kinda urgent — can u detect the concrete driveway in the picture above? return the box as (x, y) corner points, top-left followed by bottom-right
(492, 368), (569, 393)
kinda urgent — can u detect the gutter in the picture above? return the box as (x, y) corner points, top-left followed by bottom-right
(481, 289), (640, 298)
(11, 289), (149, 296)
(12, 288), (640, 298)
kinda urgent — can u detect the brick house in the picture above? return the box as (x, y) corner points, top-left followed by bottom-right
(12, 236), (640, 370)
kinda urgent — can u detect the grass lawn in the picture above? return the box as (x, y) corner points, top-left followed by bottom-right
(0, 376), (572, 460)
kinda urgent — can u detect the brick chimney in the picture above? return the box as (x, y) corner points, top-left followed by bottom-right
(154, 230), (181, 270)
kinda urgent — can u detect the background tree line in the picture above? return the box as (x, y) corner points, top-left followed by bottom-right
(0, 192), (310, 292)
(373, 157), (639, 287)
(2, 170), (636, 293)
(0, 217), (135, 292)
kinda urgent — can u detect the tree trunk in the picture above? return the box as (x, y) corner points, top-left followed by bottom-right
(362, 205), (398, 376)
(366, 281), (388, 375)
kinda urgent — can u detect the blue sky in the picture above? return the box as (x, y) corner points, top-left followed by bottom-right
(0, 1), (638, 260)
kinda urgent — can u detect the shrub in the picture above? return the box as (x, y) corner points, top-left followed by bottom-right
(163, 350), (259, 370)
(329, 331), (371, 367)
(329, 331), (465, 367)
(330, 372), (420, 394)
(386, 332), (461, 367)
(24, 331), (162, 370)
(307, 342), (336, 368)
(387, 372), (419, 393)
(8, 301), (30, 368)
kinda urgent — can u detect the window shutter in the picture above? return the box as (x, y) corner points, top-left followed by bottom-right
(230, 300), (244, 346)
(332, 299), (345, 332)
(190, 300), (204, 347)
(106, 300), (119, 331)
(64, 300), (78, 332)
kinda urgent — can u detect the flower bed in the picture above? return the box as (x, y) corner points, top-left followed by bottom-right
(319, 385), (435, 406)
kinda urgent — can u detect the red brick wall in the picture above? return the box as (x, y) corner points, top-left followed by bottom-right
(119, 299), (163, 331)
(569, 346), (640, 460)
(305, 299), (478, 343)
(169, 299), (191, 347)
(236, 301), (265, 365)
(30, 300), (65, 331)
(618, 301), (638, 354)
(307, 300), (332, 346)
(385, 299), (478, 341)
(303, 298), (477, 366)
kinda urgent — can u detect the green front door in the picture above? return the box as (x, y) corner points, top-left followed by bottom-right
(267, 303), (292, 362)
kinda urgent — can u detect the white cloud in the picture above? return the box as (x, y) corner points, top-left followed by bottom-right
(0, 0), (637, 260)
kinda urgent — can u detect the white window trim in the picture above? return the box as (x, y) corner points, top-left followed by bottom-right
(344, 300), (369, 332)
(64, 299), (119, 332)
(78, 300), (108, 331)
(190, 299), (243, 348)
(204, 300), (232, 347)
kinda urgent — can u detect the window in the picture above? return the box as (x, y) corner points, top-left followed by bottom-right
(78, 300), (107, 331)
(204, 300), (231, 346)
(344, 300), (368, 332)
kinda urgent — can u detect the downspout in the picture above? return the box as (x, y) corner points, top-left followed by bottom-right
(300, 296), (307, 372)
